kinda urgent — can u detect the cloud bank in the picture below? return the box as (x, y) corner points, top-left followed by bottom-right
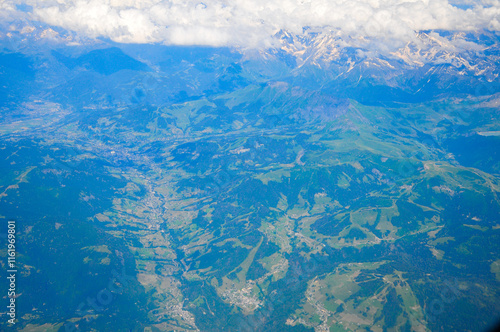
(1, 0), (499, 49)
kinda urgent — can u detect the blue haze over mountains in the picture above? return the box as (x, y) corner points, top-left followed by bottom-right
(0, 15), (500, 332)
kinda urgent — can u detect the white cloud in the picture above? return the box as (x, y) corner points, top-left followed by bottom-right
(1, 0), (499, 50)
